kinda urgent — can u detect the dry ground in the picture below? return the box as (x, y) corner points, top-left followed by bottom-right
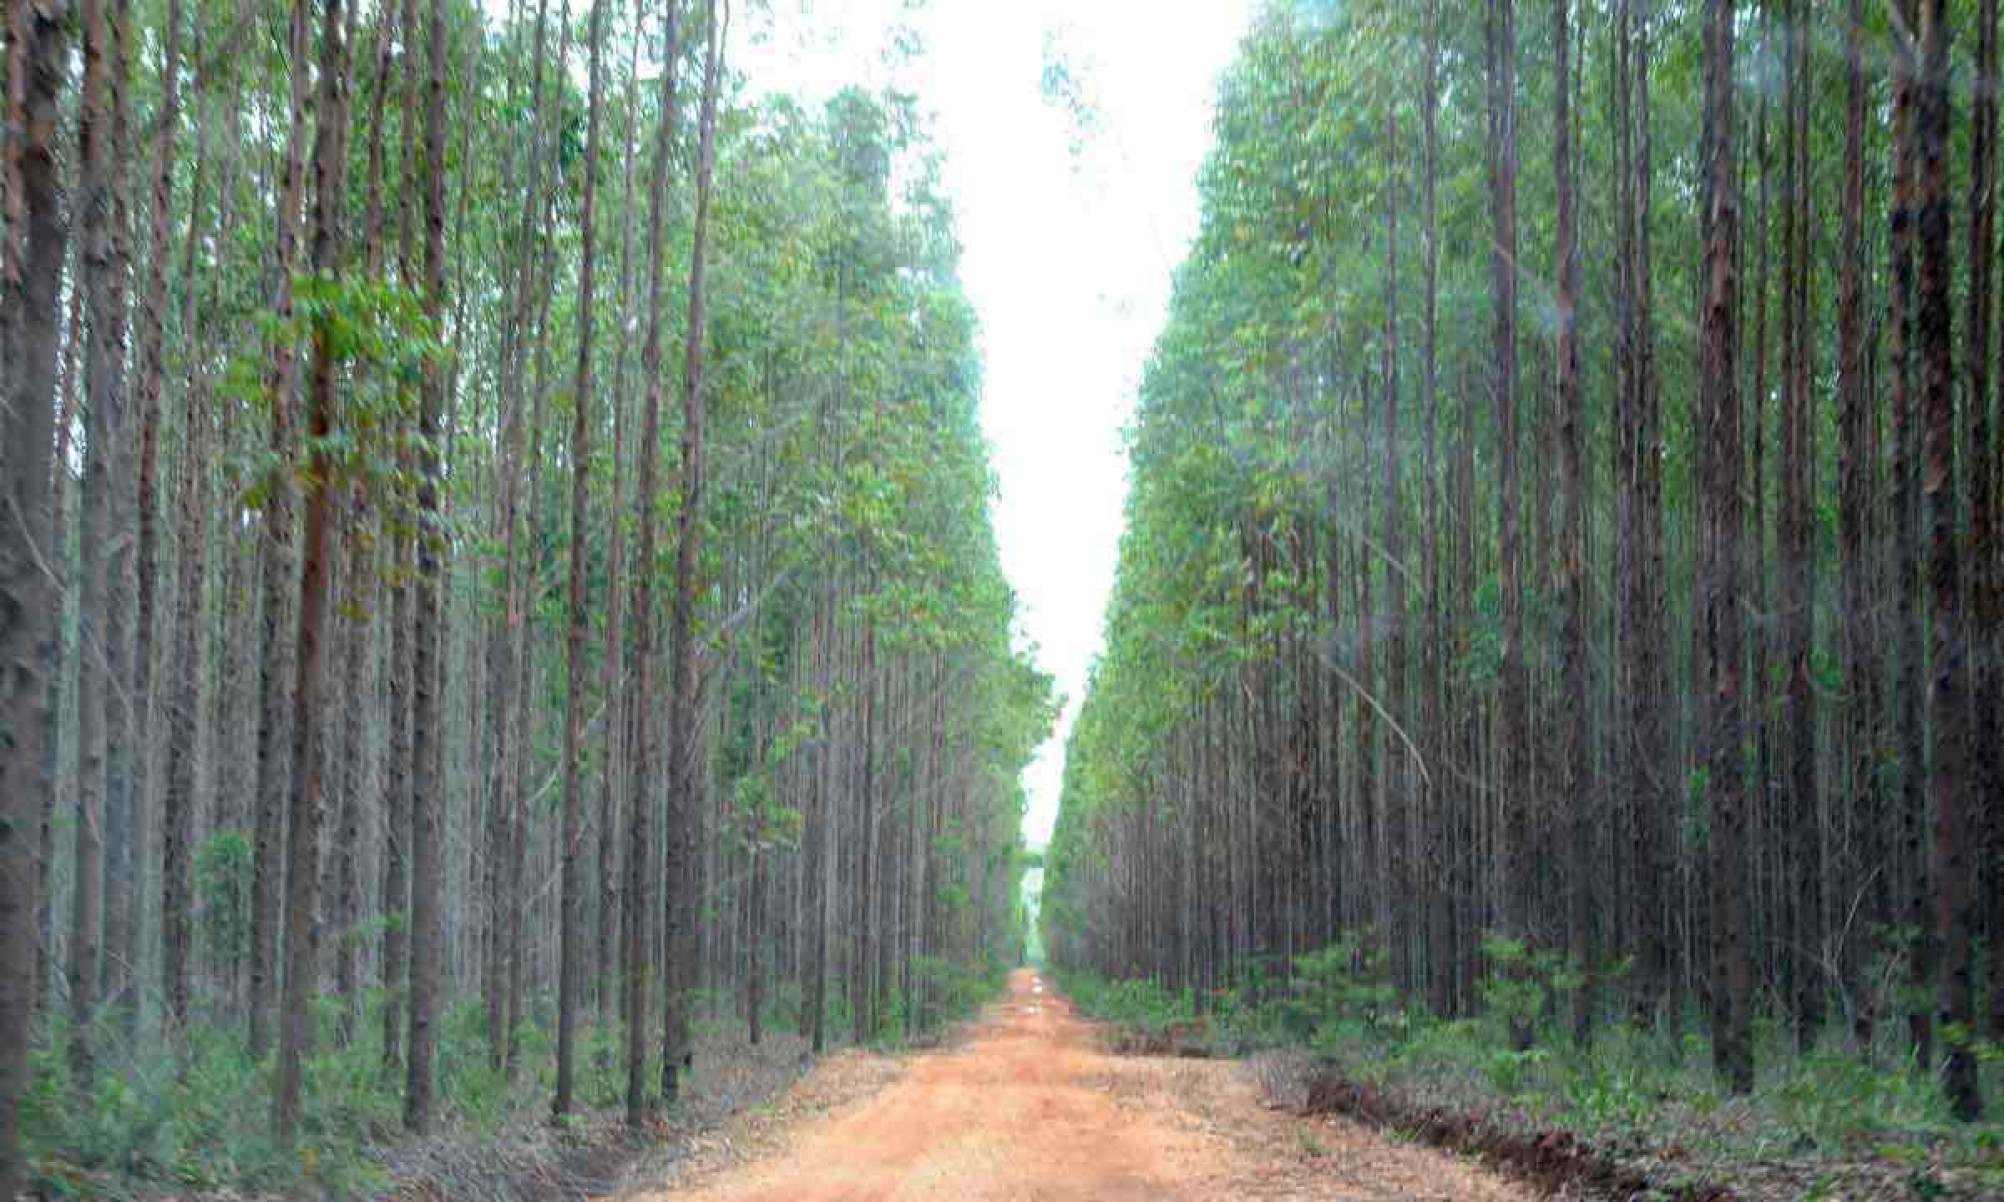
(619, 969), (1530, 1201)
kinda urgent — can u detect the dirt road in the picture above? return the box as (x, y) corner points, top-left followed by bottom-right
(628, 969), (1528, 1201)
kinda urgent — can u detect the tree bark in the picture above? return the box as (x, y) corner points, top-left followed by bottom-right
(1775, 0), (1822, 1053)
(249, 0), (312, 1059)
(626, 0), (681, 1128)
(161, 126), (211, 1031)
(555, 0), (606, 1120)
(663, 0), (725, 1102)
(0, 0), (69, 1188)
(1700, 0), (1752, 1097)
(402, 0), (449, 1133)
(1962, 0), (2004, 1056)
(1485, 0), (1526, 981)
(1553, 0), (1590, 1047)
(1914, 0), (1981, 1123)
(275, 0), (351, 1140)
(1836, 0), (1884, 1054)
(71, 0), (132, 1085)
(130, 0), (185, 1031)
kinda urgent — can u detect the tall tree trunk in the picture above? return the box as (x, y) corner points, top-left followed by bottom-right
(1836, 0), (1884, 1054)
(1553, 0), (1590, 1047)
(1886, 0), (1936, 1072)
(804, 584), (832, 1053)
(130, 0), (184, 1029)
(402, 0), (449, 1133)
(1616, 0), (1669, 1029)
(380, 0), (421, 1074)
(161, 130), (211, 1030)
(71, 0), (132, 1085)
(1379, 95), (1408, 995)
(596, 0), (643, 1032)
(1962, 0), (2004, 1055)
(626, 0), (681, 1128)
(275, 0), (350, 1140)
(0, 0), (69, 1188)
(1486, 0), (1528, 1047)
(99, 0), (135, 1038)
(483, 0), (554, 1064)
(555, 0), (606, 1120)
(250, 0), (312, 1059)
(331, 485), (375, 1046)
(1777, 0), (1822, 1053)
(36, 274), (79, 1022)
(1418, 0), (1449, 1021)
(1700, 0), (1752, 1097)
(1914, 0), (1982, 1123)
(663, 0), (725, 1102)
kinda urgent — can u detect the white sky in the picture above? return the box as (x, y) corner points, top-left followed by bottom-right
(737, 0), (1252, 849)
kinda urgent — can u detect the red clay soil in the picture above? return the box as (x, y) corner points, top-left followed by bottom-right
(621, 969), (1530, 1201)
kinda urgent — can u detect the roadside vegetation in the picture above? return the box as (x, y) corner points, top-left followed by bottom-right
(1061, 943), (2004, 1199)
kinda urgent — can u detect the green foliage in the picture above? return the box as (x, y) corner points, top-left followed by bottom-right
(1065, 947), (2004, 1185)
(912, 955), (1011, 1028)
(20, 1015), (387, 1198)
(17, 994), (633, 1197)
(1062, 973), (1194, 1034)
(1281, 936), (1403, 1049)
(1477, 935), (1583, 1044)
(194, 829), (253, 968)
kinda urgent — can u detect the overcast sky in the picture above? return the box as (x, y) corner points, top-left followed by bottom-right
(738, 0), (1252, 849)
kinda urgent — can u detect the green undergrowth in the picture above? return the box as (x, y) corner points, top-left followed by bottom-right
(21, 993), (617, 1198)
(1057, 936), (2004, 1194)
(21, 962), (1014, 1200)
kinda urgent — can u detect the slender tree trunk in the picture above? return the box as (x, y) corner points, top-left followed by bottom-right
(161, 136), (211, 1030)
(1883, 0), (1938, 1073)
(380, 0), (421, 1075)
(626, 0), (681, 1127)
(0, 0), (69, 1188)
(1700, 0), (1752, 1096)
(1553, 0), (1590, 1047)
(275, 0), (351, 1140)
(1486, 0), (1527, 1047)
(1836, 0), (1883, 1054)
(661, 0), (724, 1105)
(129, 0), (184, 1030)
(1378, 93), (1408, 995)
(402, 0), (449, 1132)
(1962, 0), (2004, 1056)
(250, 0), (312, 1059)
(98, 0), (134, 1038)
(805, 585), (832, 1053)
(482, 0), (554, 1064)
(1913, 0), (1981, 1123)
(555, 0), (607, 1120)
(331, 486), (374, 1046)
(1418, 0), (1448, 1021)
(1616, 0), (1669, 1030)
(597, 0), (643, 1033)
(1777, 0), (1822, 1053)
(71, 0), (132, 1085)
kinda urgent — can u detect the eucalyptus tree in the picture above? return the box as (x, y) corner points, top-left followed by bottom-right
(1045, 0), (1996, 1121)
(0, 0), (1056, 1184)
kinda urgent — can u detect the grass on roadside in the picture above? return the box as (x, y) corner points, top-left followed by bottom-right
(1056, 933), (2004, 1197)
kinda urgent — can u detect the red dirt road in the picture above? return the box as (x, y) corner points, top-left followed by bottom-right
(628, 969), (1527, 1201)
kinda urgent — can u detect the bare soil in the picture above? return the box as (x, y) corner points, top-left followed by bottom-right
(618, 969), (1531, 1201)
